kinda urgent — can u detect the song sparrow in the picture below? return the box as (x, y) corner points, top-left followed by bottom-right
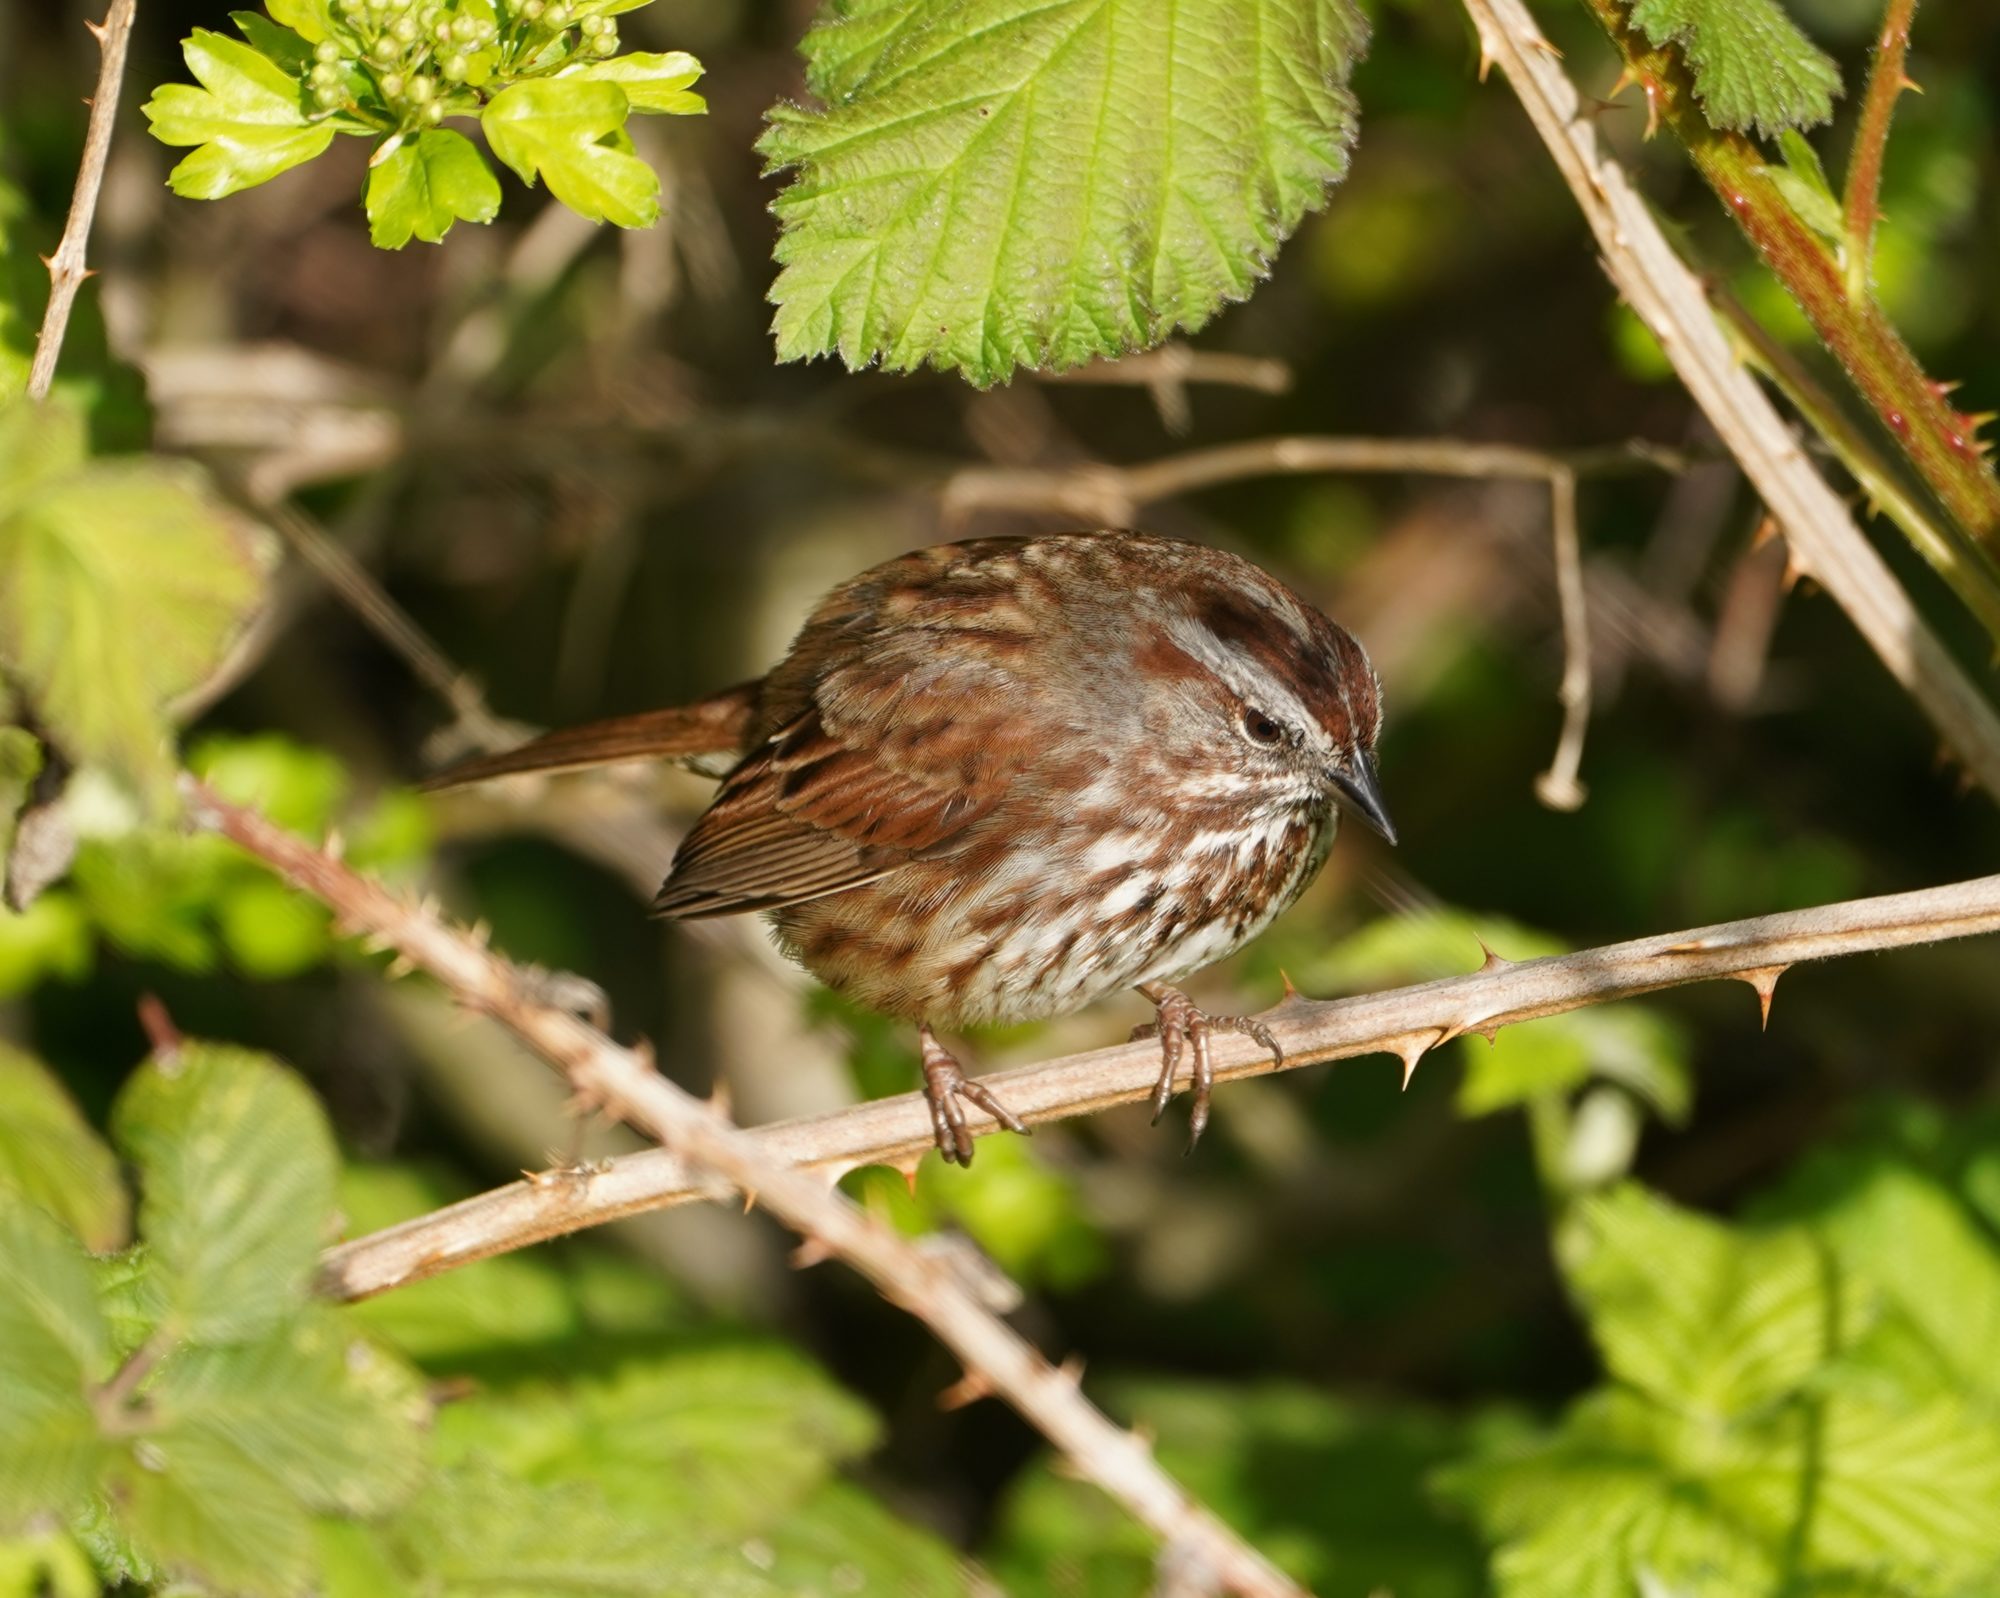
(432, 532), (1392, 1163)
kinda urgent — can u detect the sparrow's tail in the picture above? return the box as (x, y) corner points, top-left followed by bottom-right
(420, 680), (762, 790)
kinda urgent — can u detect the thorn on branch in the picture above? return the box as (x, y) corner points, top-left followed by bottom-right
(1741, 964), (1787, 1028)
(938, 1370), (996, 1411)
(137, 994), (183, 1063)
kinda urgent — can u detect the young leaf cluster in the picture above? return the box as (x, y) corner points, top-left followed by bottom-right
(1446, 1177), (2000, 1595)
(142, 0), (706, 248)
(760, 0), (1369, 386)
(1624, 0), (1842, 137)
(0, 1043), (428, 1596)
(0, 1044), (968, 1597)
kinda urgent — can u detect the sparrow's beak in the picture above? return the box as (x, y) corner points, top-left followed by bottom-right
(1331, 754), (1397, 845)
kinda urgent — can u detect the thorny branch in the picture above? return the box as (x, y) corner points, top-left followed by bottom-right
(27, 0), (137, 399)
(318, 872), (2000, 1302)
(187, 780), (1308, 1598)
(1460, 0), (2000, 802)
(1842, 0), (1922, 305)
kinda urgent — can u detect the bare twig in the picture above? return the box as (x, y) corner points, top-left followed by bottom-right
(1842, 0), (1921, 304)
(317, 872), (2000, 1300)
(187, 781), (1308, 1598)
(27, 0), (137, 399)
(1040, 343), (1293, 435)
(1534, 466), (1589, 810)
(1461, 0), (2000, 800)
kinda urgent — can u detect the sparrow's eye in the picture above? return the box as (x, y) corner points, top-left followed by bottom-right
(1241, 707), (1284, 746)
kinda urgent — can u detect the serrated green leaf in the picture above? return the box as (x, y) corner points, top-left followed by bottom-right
(568, 51), (706, 115)
(366, 129), (503, 248)
(480, 80), (659, 229)
(143, 28), (335, 199)
(378, 1462), (781, 1598)
(0, 425), (269, 808)
(765, 1480), (970, 1593)
(760, 0), (1368, 384)
(113, 1424), (315, 1598)
(1444, 1390), (1780, 1598)
(112, 1043), (338, 1344)
(0, 1202), (111, 1524)
(1566, 1185), (1866, 1418)
(149, 1311), (427, 1517)
(1627, 0), (1841, 137)
(0, 1042), (127, 1251)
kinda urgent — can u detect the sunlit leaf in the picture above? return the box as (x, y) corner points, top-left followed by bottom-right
(112, 1423), (315, 1598)
(481, 80), (659, 229)
(143, 28), (336, 199)
(366, 130), (503, 249)
(1564, 1185), (1867, 1419)
(0, 1043), (127, 1251)
(1627, 0), (1841, 136)
(1764, 128), (1844, 242)
(0, 1203), (110, 1523)
(568, 51), (706, 114)
(0, 405), (270, 807)
(760, 0), (1368, 384)
(111, 1043), (338, 1343)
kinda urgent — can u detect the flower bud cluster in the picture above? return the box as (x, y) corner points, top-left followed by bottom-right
(310, 0), (513, 123)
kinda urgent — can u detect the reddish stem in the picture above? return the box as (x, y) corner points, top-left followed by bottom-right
(1581, 0), (2000, 552)
(1841, 0), (1919, 303)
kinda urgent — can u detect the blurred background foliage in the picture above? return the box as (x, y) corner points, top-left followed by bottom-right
(3, 0), (2000, 1592)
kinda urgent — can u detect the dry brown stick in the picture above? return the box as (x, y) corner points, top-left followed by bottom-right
(1459, 0), (2000, 801)
(187, 780), (1307, 1598)
(28, 0), (137, 399)
(319, 871), (2000, 1301)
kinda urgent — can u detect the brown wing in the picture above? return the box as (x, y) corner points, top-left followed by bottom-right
(420, 682), (761, 791)
(653, 609), (1040, 920)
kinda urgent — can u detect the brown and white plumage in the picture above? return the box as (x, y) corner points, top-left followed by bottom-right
(430, 532), (1392, 1161)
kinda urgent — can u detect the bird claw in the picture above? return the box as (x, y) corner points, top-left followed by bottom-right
(919, 1028), (1029, 1167)
(1133, 986), (1284, 1152)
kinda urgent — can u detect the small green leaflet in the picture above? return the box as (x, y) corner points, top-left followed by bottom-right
(1762, 128), (1843, 244)
(1627, 0), (1841, 138)
(0, 1042), (128, 1253)
(481, 80), (660, 229)
(567, 50), (707, 115)
(111, 1042), (339, 1344)
(142, 28), (335, 200)
(0, 400), (270, 809)
(0, 1203), (111, 1523)
(366, 130), (503, 249)
(760, 0), (1370, 386)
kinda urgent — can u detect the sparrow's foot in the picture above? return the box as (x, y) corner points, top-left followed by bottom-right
(1132, 983), (1284, 1151)
(919, 1025), (1029, 1167)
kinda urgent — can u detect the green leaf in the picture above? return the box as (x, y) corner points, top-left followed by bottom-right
(113, 1424), (315, 1598)
(0, 1043), (127, 1251)
(568, 51), (706, 114)
(1565, 1185), (1866, 1418)
(366, 130), (503, 248)
(111, 1042), (339, 1344)
(1627, 0), (1842, 137)
(1762, 128), (1844, 243)
(764, 1480), (970, 1593)
(148, 1311), (427, 1517)
(0, 1202), (110, 1524)
(0, 413), (271, 807)
(230, 10), (315, 75)
(143, 28), (336, 199)
(760, 0), (1368, 384)
(480, 80), (659, 229)
(264, 0), (342, 44)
